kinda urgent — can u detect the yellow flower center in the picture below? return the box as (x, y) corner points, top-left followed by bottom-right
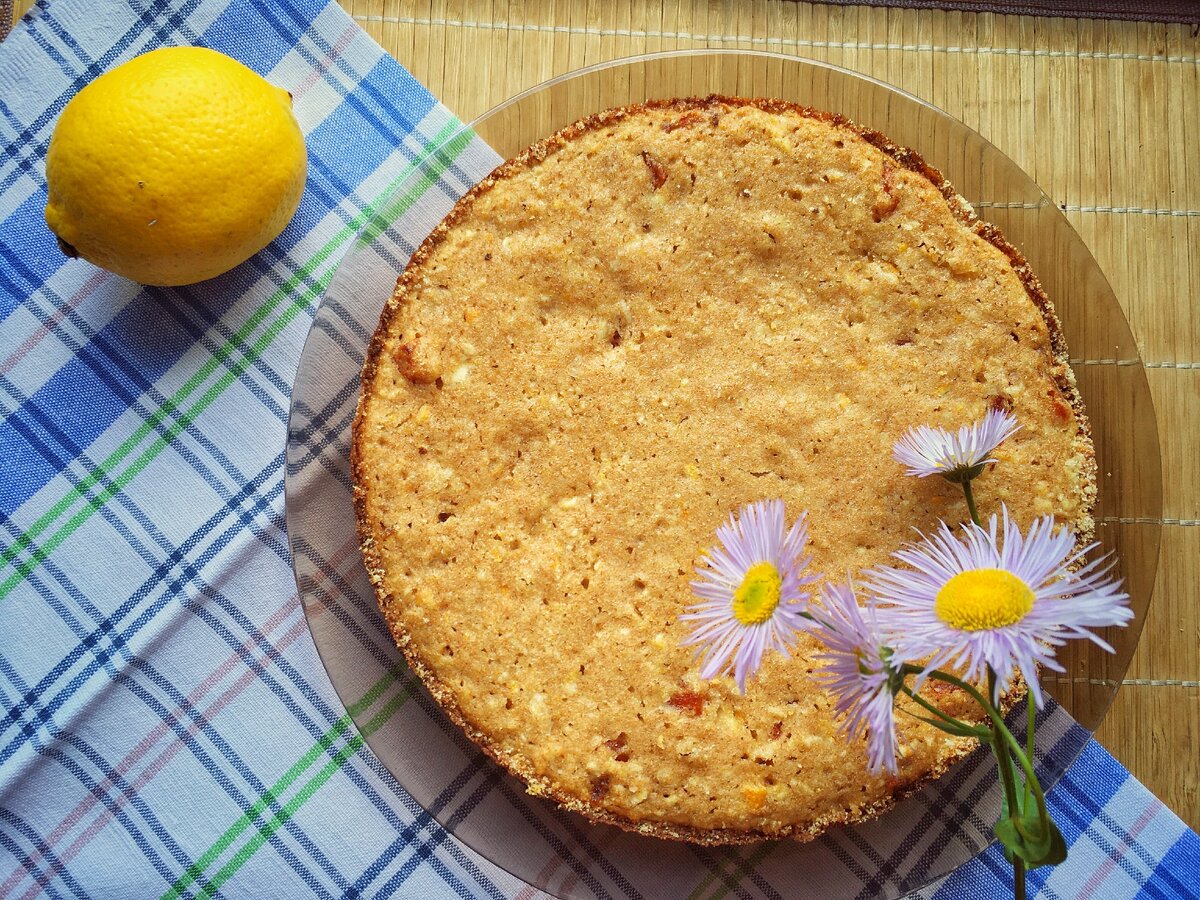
(934, 568), (1035, 631)
(732, 562), (783, 625)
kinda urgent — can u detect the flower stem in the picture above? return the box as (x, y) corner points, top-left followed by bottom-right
(988, 708), (1021, 815)
(1002, 725), (1050, 822)
(986, 671), (1026, 900)
(988, 706), (1050, 822)
(981, 671), (1049, 817)
(1026, 690), (1037, 810)
(961, 478), (983, 527)
(911, 666), (992, 710)
(988, 721), (1026, 887)
(898, 684), (991, 739)
(903, 667), (1053, 830)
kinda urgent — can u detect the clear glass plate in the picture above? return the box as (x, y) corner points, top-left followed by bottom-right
(285, 50), (1162, 899)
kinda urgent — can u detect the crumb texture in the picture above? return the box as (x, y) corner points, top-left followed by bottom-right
(353, 98), (1094, 842)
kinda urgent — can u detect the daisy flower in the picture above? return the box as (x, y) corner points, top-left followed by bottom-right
(892, 408), (1020, 482)
(809, 581), (902, 775)
(864, 507), (1132, 708)
(680, 500), (819, 693)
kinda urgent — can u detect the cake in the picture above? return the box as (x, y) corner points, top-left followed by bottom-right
(351, 97), (1095, 844)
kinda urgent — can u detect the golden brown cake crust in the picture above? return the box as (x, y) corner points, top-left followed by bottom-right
(351, 96), (1095, 845)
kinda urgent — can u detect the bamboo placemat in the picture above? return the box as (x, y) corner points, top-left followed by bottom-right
(346, 0), (1200, 830)
(8, 0), (1197, 829)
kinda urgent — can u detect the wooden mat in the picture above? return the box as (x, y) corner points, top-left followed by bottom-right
(348, 0), (1200, 830)
(9, 0), (1197, 829)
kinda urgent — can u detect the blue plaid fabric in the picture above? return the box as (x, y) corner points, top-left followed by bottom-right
(0, 1), (1196, 897)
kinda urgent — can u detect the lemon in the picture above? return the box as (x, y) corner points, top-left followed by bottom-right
(44, 46), (307, 287)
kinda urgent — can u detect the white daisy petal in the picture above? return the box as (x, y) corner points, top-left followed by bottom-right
(679, 500), (819, 694)
(808, 581), (902, 774)
(864, 504), (1132, 707)
(892, 408), (1020, 480)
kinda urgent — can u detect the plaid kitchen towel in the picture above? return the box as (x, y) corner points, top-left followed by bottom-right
(1, 0), (1197, 898)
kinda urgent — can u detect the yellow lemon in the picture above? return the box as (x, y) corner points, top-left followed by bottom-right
(44, 46), (307, 287)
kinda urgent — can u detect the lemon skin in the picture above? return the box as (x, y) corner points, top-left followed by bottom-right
(44, 46), (307, 287)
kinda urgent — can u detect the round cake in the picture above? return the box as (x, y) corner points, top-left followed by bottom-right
(351, 97), (1095, 844)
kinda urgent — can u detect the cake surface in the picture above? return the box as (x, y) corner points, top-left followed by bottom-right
(351, 97), (1095, 844)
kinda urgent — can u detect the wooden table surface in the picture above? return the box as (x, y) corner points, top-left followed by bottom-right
(9, 0), (1198, 831)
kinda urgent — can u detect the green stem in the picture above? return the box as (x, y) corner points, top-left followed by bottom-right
(904, 667), (1052, 824)
(903, 710), (988, 737)
(1026, 691), (1037, 810)
(912, 666), (1054, 893)
(986, 674), (1021, 813)
(991, 735), (1021, 822)
(908, 666), (992, 710)
(1002, 722), (1049, 822)
(993, 707), (1049, 823)
(982, 671), (1049, 819)
(961, 478), (983, 527)
(898, 685), (991, 739)
(987, 672), (1027, 900)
